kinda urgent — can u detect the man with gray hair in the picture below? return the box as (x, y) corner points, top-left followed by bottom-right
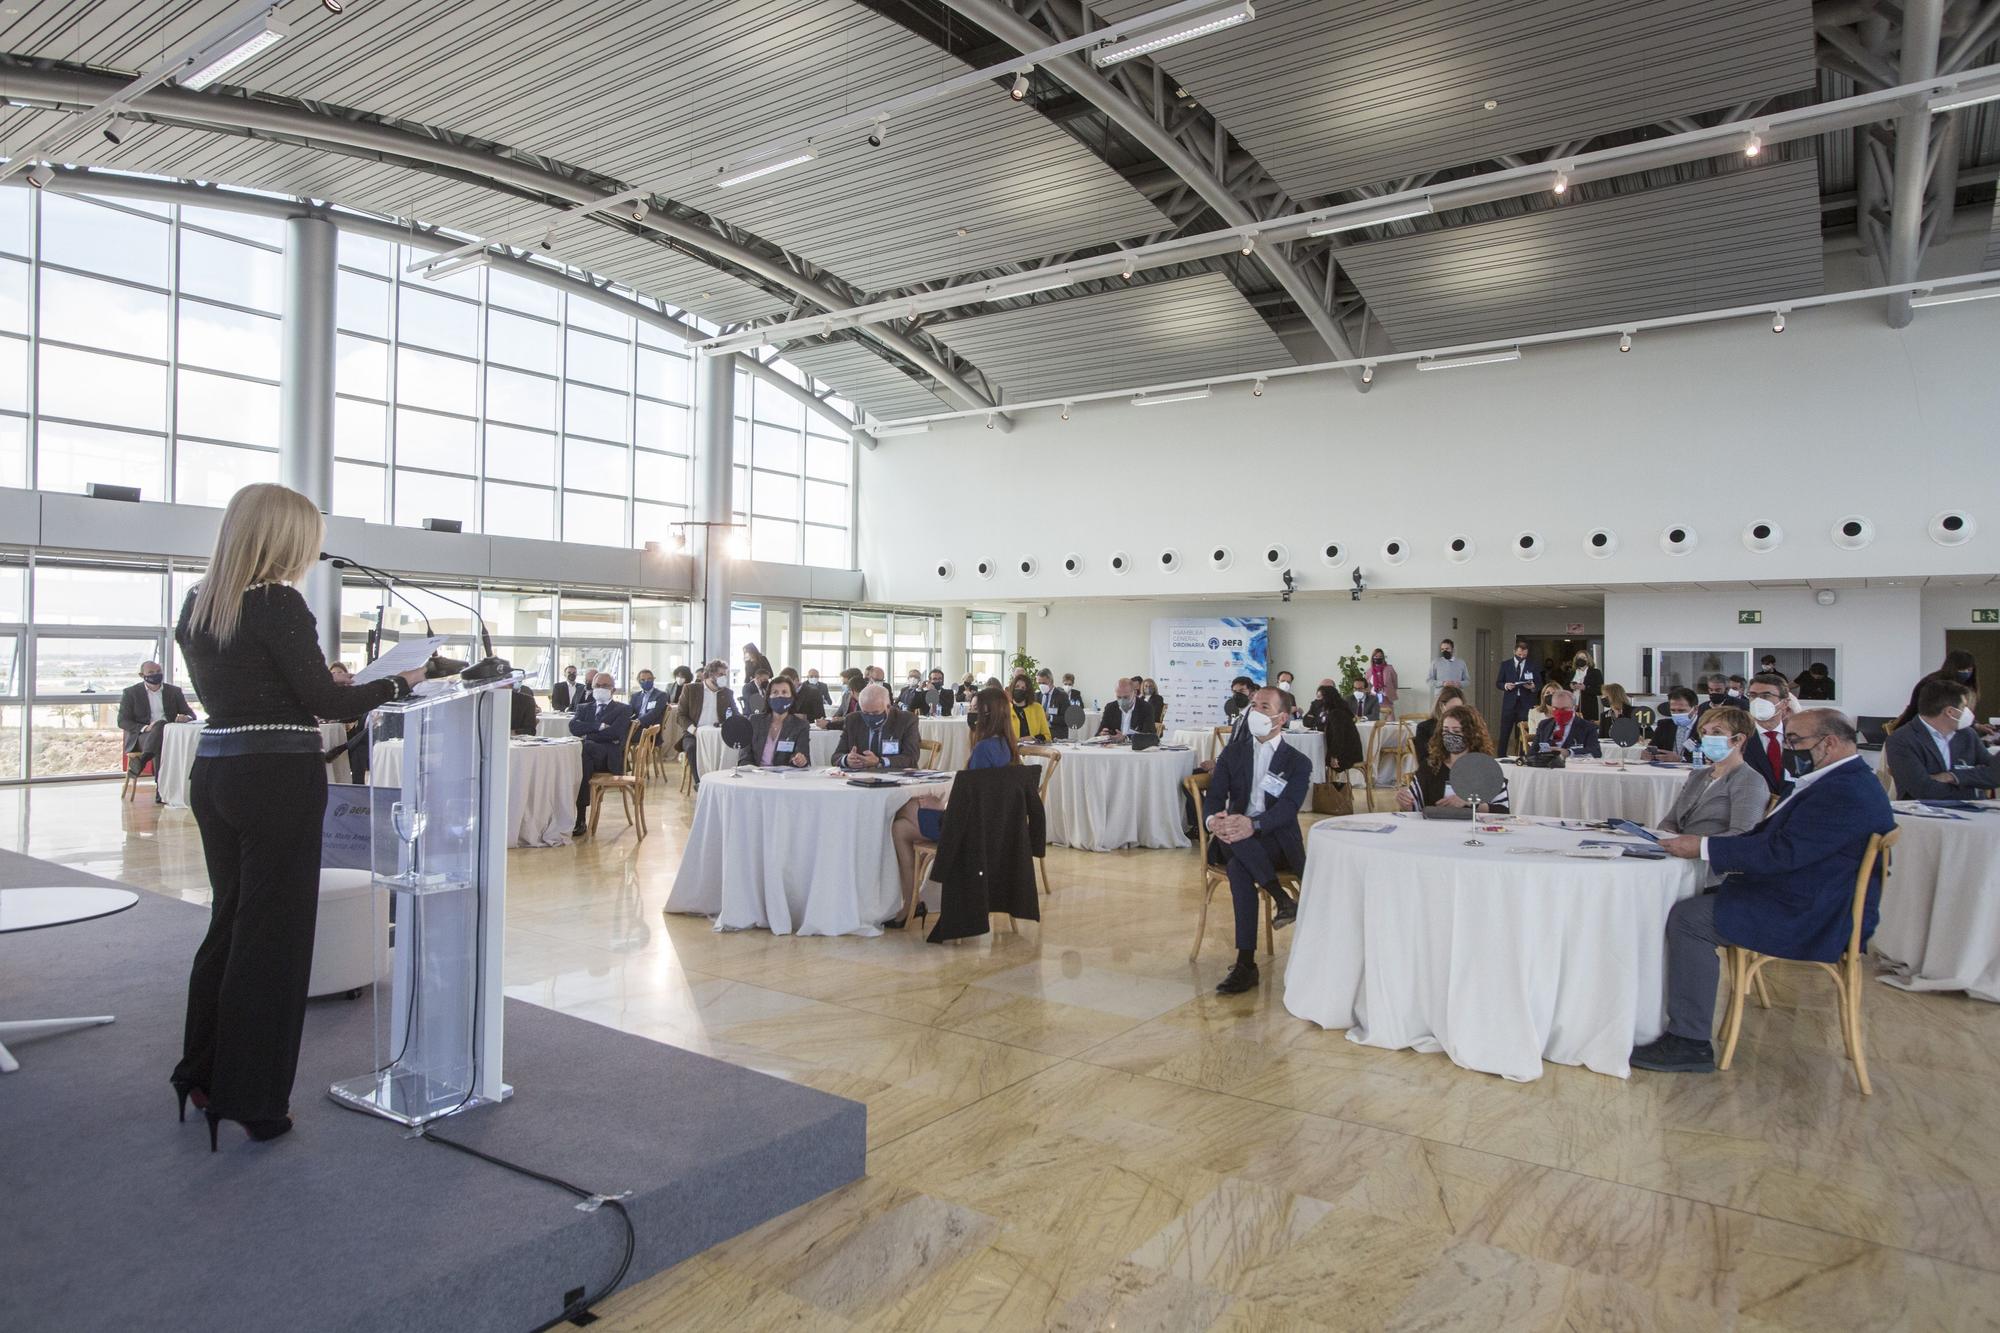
(838, 682), (921, 770)
(1634, 710), (1896, 1073)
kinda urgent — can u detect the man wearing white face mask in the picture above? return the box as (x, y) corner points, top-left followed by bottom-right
(1203, 688), (1312, 995)
(568, 672), (635, 837)
(1884, 677), (1999, 800)
(1739, 673), (1800, 798)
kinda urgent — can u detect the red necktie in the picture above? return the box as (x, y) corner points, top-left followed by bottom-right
(1764, 730), (1782, 776)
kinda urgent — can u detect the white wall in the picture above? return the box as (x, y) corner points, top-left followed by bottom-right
(1920, 585), (2000, 668)
(1601, 587), (1922, 716)
(857, 295), (2000, 607)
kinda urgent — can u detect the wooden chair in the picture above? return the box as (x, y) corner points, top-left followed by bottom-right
(1512, 720), (1531, 759)
(1016, 745), (1062, 894)
(1373, 720), (1417, 786)
(120, 748), (154, 802)
(1717, 828), (1900, 1094)
(587, 721), (652, 840)
(918, 738), (943, 768)
(1183, 772), (1295, 961)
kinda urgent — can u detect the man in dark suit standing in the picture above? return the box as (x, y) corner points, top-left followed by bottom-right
(1530, 689), (1602, 757)
(550, 664), (582, 712)
(1203, 687), (1312, 995)
(1640, 710), (1896, 1072)
(569, 672), (635, 837)
(1567, 651), (1604, 723)
(117, 660), (195, 797)
(1097, 678), (1156, 737)
(1495, 641), (1537, 756)
(1885, 677), (1999, 800)
(837, 683), (921, 770)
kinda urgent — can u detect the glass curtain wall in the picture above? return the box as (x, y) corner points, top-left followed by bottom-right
(732, 362), (854, 568)
(796, 605), (938, 706)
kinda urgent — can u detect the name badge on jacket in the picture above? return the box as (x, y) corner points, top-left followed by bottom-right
(1259, 772), (1289, 798)
(882, 740), (900, 756)
(777, 741), (795, 753)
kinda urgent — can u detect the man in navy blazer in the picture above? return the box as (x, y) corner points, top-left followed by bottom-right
(1202, 688), (1312, 996)
(1529, 689), (1601, 757)
(1884, 677), (1999, 800)
(1634, 710), (1895, 1072)
(1495, 642), (1537, 755)
(568, 672), (636, 837)
(629, 668), (670, 730)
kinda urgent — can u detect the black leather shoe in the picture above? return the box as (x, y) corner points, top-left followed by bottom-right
(1215, 961), (1260, 994)
(1268, 886), (1298, 928)
(1629, 1034), (1715, 1072)
(569, 824), (588, 838)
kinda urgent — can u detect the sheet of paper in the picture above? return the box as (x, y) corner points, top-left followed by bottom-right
(352, 635), (446, 685)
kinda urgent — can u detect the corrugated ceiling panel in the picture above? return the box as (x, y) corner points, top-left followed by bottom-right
(930, 272), (1295, 404)
(1094, 0), (1816, 199)
(1337, 159), (1825, 349)
(1984, 193), (2000, 271)
(21, 0), (1164, 293)
(775, 339), (957, 422)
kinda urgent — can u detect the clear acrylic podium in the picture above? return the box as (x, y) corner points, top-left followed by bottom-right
(329, 674), (514, 1125)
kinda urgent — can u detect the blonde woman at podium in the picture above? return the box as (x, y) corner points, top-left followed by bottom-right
(172, 484), (427, 1151)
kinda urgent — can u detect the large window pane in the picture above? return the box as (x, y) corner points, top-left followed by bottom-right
(334, 460), (385, 523)
(31, 702), (125, 777)
(37, 423), (166, 500)
(178, 369), (280, 446)
(566, 295), (631, 338)
(805, 433), (849, 481)
(179, 230), (282, 312)
(0, 189), (27, 257)
(636, 398), (689, 452)
(804, 479), (847, 525)
(393, 469), (474, 530)
(395, 407), (475, 474)
(633, 448), (687, 504)
(0, 632), (19, 695)
(488, 309), (559, 371)
(560, 596), (626, 639)
(483, 482), (555, 541)
(564, 437), (626, 494)
(41, 196), (168, 287)
(399, 287), (479, 355)
(752, 469), (798, 518)
(35, 634), (164, 693)
(804, 524), (849, 569)
(40, 346), (166, 431)
(561, 491), (625, 546)
(0, 258), (26, 333)
(564, 381), (627, 441)
(42, 269), (170, 358)
(395, 347), (476, 415)
(486, 366), (557, 429)
(336, 333), (389, 399)
(180, 301), (282, 380)
(636, 347), (689, 402)
(753, 424), (800, 473)
(480, 589), (555, 637)
(335, 397), (387, 461)
(631, 598), (688, 641)
(751, 517), (797, 563)
(337, 269), (390, 337)
(0, 415), (25, 488)
(565, 329), (629, 389)
(754, 378), (804, 428)
(339, 233), (394, 276)
(0, 336), (21, 413)
(488, 268), (559, 318)
(34, 566), (164, 625)
(633, 501), (687, 548)
(486, 423), (556, 485)
(181, 206), (286, 248)
(177, 440), (277, 509)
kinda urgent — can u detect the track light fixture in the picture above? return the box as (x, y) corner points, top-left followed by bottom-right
(321, 0), (345, 11)
(1772, 310), (1786, 333)
(1120, 253), (1135, 280)
(1251, 379), (1266, 396)
(24, 163), (53, 189)
(540, 225), (556, 251)
(984, 414), (996, 430)
(1239, 233), (1254, 255)
(1059, 403), (1071, 420)
(1618, 331), (1632, 353)
(102, 114), (133, 146)
(1552, 170), (1569, 196)
(1010, 70), (1030, 101)
(1744, 132), (1763, 158)
(866, 119), (887, 148)
(629, 200), (647, 221)
(1360, 363), (1374, 384)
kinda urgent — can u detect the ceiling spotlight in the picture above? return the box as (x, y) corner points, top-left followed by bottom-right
(1744, 132), (1763, 158)
(866, 119), (887, 148)
(540, 225), (556, 251)
(24, 163), (52, 189)
(1772, 310), (1786, 333)
(101, 114), (132, 145)
(1482, 99), (1499, 111)
(1251, 378), (1265, 396)
(1010, 70), (1030, 102)
(1239, 233), (1254, 255)
(1618, 331), (1632, 353)
(629, 200), (648, 221)
(321, 0), (345, 11)
(1120, 253), (1135, 280)
(1360, 363), (1374, 384)
(1059, 403), (1071, 420)
(984, 414), (996, 430)
(1552, 170), (1569, 196)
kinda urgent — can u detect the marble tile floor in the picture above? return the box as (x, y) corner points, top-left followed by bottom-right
(12, 779), (2000, 1331)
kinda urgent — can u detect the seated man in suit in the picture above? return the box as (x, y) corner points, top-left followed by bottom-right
(1346, 677), (1380, 722)
(1739, 672), (1804, 798)
(1885, 677), (1999, 800)
(673, 660), (735, 788)
(1035, 669), (1071, 739)
(1203, 687), (1312, 996)
(1693, 673), (1732, 722)
(568, 672), (636, 837)
(509, 683), (540, 737)
(782, 667), (827, 723)
(629, 668), (671, 732)
(1097, 678), (1156, 738)
(838, 683), (921, 770)
(117, 660), (195, 799)
(1638, 710), (1896, 1072)
(1220, 675), (1256, 722)
(550, 664), (582, 712)
(905, 667), (955, 716)
(1530, 689), (1602, 757)
(741, 665), (776, 717)
(1646, 687), (1702, 759)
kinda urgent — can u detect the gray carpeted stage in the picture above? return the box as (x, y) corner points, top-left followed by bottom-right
(0, 850), (866, 1333)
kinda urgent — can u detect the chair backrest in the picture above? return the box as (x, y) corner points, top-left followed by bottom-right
(1875, 761), (1896, 801)
(622, 721), (649, 778)
(919, 738), (942, 767)
(1185, 771), (1213, 865)
(1842, 828), (1898, 960)
(1513, 720), (1530, 753)
(1017, 745), (1062, 801)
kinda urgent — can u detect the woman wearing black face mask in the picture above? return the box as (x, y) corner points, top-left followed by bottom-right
(1894, 651), (1989, 734)
(743, 677), (812, 767)
(1008, 679), (1052, 743)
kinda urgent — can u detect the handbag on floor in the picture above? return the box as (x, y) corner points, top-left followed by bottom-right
(1310, 777), (1353, 816)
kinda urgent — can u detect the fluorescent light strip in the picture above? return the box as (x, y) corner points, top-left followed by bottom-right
(1416, 349), (1521, 372)
(1132, 387), (1212, 406)
(182, 13), (288, 90)
(1093, 2), (1254, 66)
(993, 275), (1074, 299)
(1307, 198), (1436, 237)
(868, 422), (931, 438)
(1910, 286), (2000, 307)
(715, 149), (817, 189)
(418, 251), (491, 282)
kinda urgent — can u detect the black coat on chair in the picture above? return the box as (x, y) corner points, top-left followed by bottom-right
(928, 765), (1045, 943)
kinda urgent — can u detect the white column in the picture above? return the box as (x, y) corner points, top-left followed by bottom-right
(692, 350), (735, 665)
(938, 604), (965, 678)
(279, 214), (341, 663)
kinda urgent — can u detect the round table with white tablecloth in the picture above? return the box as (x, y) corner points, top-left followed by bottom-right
(1284, 813), (1705, 1080)
(1874, 800), (2000, 1002)
(1504, 758), (1690, 826)
(1029, 741), (1199, 851)
(919, 715), (970, 769)
(156, 720), (350, 807)
(695, 723), (844, 774)
(536, 712), (575, 739)
(370, 736), (582, 848)
(665, 767), (954, 935)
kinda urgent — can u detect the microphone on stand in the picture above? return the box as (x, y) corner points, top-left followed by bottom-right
(321, 553), (510, 681)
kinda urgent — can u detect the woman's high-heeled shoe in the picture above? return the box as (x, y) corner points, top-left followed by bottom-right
(173, 1079), (209, 1123)
(205, 1110), (294, 1152)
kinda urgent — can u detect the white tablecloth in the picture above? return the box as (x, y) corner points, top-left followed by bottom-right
(370, 736), (582, 848)
(695, 723), (843, 772)
(537, 712), (576, 739)
(665, 768), (952, 935)
(1031, 742), (1198, 851)
(1506, 759), (1689, 825)
(1285, 814), (1705, 1080)
(157, 720), (349, 807)
(920, 715), (971, 769)
(1875, 802), (2000, 1002)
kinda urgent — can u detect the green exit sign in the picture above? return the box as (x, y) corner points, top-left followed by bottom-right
(1737, 610), (1762, 625)
(1974, 609), (2000, 624)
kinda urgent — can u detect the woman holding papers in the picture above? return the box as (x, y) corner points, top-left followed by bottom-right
(886, 688), (1018, 929)
(172, 485), (428, 1152)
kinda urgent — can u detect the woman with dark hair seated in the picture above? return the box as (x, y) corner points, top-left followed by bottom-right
(887, 686), (1018, 928)
(1398, 705), (1509, 813)
(1312, 682), (1365, 776)
(740, 676), (812, 767)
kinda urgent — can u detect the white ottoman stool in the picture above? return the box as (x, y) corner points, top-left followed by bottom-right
(310, 868), (385, 999)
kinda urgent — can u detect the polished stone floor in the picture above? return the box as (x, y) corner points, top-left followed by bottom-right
(14, 779), (2000, 1331)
